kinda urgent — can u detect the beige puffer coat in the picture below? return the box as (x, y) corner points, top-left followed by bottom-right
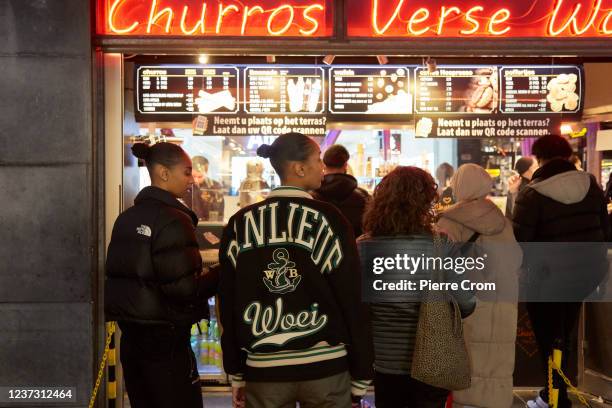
(437, 198), (522, 408)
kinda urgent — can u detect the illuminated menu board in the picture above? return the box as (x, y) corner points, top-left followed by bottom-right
(415, 66), (499, 115)
(500, 66), (582, 114)
(329, 66), (412, 114)
(137, 66), (239, 115)
(245, 67), (325, 114)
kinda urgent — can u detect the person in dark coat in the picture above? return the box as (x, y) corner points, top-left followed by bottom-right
(505, 156), (538, 218)
(312, 144), (370, 237)
(512, 135), (609, 408)
(219, 133), (373, 408)
(182, 155), (225, 221)
(105, 142), (218, 408)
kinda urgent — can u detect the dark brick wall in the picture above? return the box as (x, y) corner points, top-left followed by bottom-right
(0, 1), (93, 406)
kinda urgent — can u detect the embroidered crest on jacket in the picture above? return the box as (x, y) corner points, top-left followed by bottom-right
(263, 248), (301, 294)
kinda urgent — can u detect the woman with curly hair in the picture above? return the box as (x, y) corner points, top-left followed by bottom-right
(357, 166), (476, 408)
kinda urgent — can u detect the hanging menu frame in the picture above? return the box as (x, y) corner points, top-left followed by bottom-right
(244, 66), (326, 115)
(328, 65), (412, 115)
(134, 63), (585, 132)
(499, 65), (583, 115)
(136, 65), (240, 120)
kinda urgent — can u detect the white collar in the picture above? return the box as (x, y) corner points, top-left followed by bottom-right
(267, 186), (313, 199)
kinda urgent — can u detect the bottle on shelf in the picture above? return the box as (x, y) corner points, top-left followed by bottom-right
(199, 319), (210, 365)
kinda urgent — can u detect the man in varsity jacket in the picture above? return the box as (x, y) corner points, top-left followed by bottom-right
(219, 133), (374, 408)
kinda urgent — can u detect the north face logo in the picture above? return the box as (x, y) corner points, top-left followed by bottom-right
(136, 224), (152, 237)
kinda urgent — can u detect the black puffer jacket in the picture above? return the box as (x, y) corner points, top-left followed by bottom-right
(313, 173), (369, 237)
(513, 159), (609, 242)
(105, 186), (212, 326)
(512, 159), (609, 300)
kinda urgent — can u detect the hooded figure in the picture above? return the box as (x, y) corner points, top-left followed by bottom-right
(512, 135), (609, 408)
(437, 164), (522, 408)
(513, 158), (609, 300)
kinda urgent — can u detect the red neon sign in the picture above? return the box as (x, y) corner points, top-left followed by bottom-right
(99, 0), (332, 36)
(349, 0), (612, 37)
(97, 0), (612, 37)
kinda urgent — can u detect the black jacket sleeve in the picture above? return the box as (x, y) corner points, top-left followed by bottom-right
(198, 263), (220, 300)
(594, 180), (611, 241)
(325, 217), (375, 383)
(152, 219), (201, 303)
(218, 217), (247, 377)
(512, 187), (539, 242)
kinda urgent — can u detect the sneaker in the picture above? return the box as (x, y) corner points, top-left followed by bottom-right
(526, 396), (549, 408)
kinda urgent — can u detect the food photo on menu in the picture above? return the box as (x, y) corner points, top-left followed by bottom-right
(367, 67), (412, 114)
(547, 73), (580, 112)
(462, 67), (499, 114)
(287, 76), (322, 113)
(195, 89), (236, 113)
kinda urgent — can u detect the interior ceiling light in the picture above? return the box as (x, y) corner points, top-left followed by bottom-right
(322, 55), (335, 65)
(266, 55), (276, 63)
(198, 54), (209, 64)
(376, 55), (389, 65)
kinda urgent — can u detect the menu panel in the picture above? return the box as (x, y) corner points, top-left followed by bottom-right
(415, 115), (561, 138)
(245, 67), (325, 114)
(137, 66), (239, 115)
(415, 66), (498, 114)
(500, 66), (582, 114)
(329, 66), (412, 114)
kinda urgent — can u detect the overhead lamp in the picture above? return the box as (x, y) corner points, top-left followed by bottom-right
(560, 123), (573, 135)
(198, 54), (209, 64)
(322, 55), (335, 65)
(376, 55), (389, 65)
(266, 55), (276, 63)
(425, 56), (437, 73)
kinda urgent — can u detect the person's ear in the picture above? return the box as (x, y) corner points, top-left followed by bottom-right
(291, 161), (306, 178)
(342, 162), (348, 173)
(158, 165), (170, 182)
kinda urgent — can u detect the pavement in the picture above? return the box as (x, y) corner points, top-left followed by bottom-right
(122, 389), (612, 407)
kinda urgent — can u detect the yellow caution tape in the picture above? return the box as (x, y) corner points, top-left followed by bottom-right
(88, 321), (116, 408)
(548, 356), (592, 408)
(108, 348), (116, 366)
(107, 381), (117, 399)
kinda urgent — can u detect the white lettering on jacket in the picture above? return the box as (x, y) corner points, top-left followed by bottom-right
(243, 297), (328, 348)
(225, 201), (343, 273)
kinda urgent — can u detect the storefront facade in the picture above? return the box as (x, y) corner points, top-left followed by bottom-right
(1, 0), (611, 407)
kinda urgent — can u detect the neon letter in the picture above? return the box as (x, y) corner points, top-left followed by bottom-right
(216, 4), (239, 34)
(180, 4), (206, 35)
(437, 6), (461, 35)
(408, 8), (430, 35)
(600, 10), (612, 34)
(147, 0), (174, 33)
(241, 6), (264, 35)
(548, 0), (601, 36)
(300, 4), (324, 35)
(267, 5), (295, 36)
(372, 0), (405, 35)
(488, 8), (511, 35)
(108, 0), (139, 34)
(461, 6), (483, 35)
